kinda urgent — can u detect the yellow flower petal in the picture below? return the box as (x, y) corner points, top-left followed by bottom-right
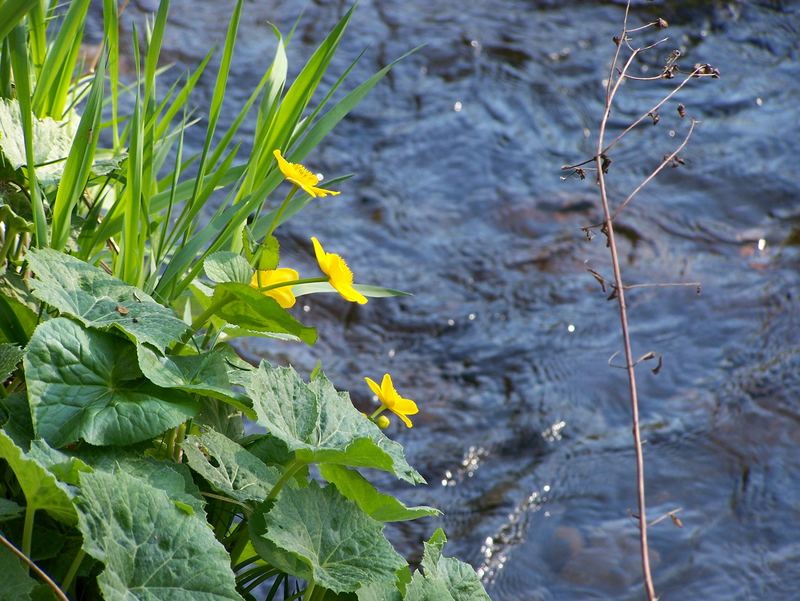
(380, 374), (396, 405)
(249, 267), (299, 309)
(364, 377), (383, 399)
(396, 412), (413, 428)
(310, 237), (368, 305)
(393, 397), (419, 415)
(273, 149), (340, 198)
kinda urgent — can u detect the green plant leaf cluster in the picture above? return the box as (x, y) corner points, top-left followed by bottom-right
(0, 1), (492, 600)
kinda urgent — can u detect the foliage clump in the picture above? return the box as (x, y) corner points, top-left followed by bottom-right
(0, 2), (492, 600)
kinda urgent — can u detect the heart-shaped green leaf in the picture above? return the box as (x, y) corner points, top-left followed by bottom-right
(404, 530), (490, 601)
(76, 469), (243, 601)
(136, 344), (255, 418)
(204, 251), (252, 284)
(0, 430), (75, 524)
(26, 248), (189, 350)
(320, 464), (439, 522)
(201, 282), (316, 345)
(250, 482), (406, 594)
(246, 363), (423, 484)
(0, 97), (78, 186)
(25, 318), (198, 447)
(183, 429), (280, 503)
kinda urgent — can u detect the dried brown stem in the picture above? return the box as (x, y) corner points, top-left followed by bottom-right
(594, 4), (657, 599)
(0, 532), (70, 601)
(612, 119), (697, 219)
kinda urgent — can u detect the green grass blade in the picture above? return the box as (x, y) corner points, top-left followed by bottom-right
(258, 4), (355, 173)
(0, 0), (38, 43)
(181, 0), (243, 238)
(155, 50), (211, 139)
(31, 0), (90, 117)
(103, 0), (120, 148)
(27, 0), (46, 77)
(8, 24), (47, 247)
(0, 37), (11, 98)
(291, 46), (421, 160)
(50, 51), (106, 251)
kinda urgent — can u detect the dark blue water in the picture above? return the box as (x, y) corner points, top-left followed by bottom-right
(108, 1), (800, 598)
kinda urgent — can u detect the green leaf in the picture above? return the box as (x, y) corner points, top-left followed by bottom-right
(0, 342), (23, 381)
(404, 530), (491, 601)
(25, 317), (198, 447)
(0, 430), (76, 524)
(204, 251), (252, 284)
(256, 235), (280, 270)
(136, 344), (255, 418)
(0, 392), (33, 448)
(0, 497), (24, 521)
(49, 48), (106, 251)
(250, 482), (406, 594)
(26, 248), (189, 351)
(0, 0), (39, 43)
(320, 464), (440, 522)
(205, 282), (316, 345)
(0, 545), (38, 601)
(0, 290), (38, 346)
(356, 584), (402, 601)
(246, 363), (423, 484)
(294, 282), (411, 298)
(26, 440), (93, 486)
(74, 449), (205, 516)
(183, 429), (280, 503)
(0, 98), (79, 186)
(76, 469), (244, 601)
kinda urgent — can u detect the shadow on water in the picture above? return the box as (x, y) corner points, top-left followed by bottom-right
(95, 1), (800, 598)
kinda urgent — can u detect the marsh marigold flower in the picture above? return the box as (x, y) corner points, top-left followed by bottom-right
(273, 149), (340, 198)
(249, 267), (298, 308)
(311, 237), (367, 304)
(365, 373), (419, 428)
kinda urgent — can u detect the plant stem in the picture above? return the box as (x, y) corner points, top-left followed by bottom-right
(22, 506), (35, 570)
(253, 277), (327, 293)
(594, 3), (656, 599)
(165, 427), (177, 460)
(265, 185), (298, 237)
(0, 532), (69, 601)
(61, 548), (85, 592)
(369, 406), (386, 420)
(172, 293), (230, 354)
(173, 422), (187, 463)
(265, 459), (304, 503)
(303, 580), (316, 601)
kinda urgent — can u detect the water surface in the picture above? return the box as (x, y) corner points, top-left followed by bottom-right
(108, 1), (800, 598)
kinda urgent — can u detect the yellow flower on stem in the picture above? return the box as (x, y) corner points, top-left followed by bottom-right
(273, 149), (340, 198)
(311, 237), (367, 305)
(364, 373), (419, 428)
(249, 267), (299, 308)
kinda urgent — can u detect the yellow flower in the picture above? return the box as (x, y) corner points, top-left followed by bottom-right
(311, 237), (367, 305)
(364, 373), (419, 428)
(273, 149), (340, 198)
(249, 267), (299, 308)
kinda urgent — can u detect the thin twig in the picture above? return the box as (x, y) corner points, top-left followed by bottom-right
(0, 531), (71, 601)
(649, 507), (683, 527)
(624, 281), (701, 291)
(612, 120), (696, 218)
(604, 68), (703, 155)
(594, 5), (657, 599)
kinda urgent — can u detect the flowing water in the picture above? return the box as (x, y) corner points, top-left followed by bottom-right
(99, 1), (800, 598)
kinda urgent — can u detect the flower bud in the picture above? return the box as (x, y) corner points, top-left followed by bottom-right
(376, 415), (391, 430)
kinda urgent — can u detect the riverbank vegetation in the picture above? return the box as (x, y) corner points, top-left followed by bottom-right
(0, 1), (491, 599)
